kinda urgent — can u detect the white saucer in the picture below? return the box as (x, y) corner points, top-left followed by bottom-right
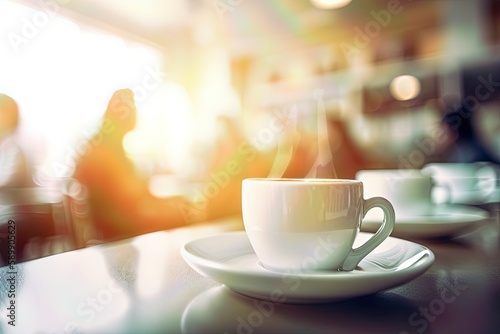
(362, 204), (489, 239)
(181, 231), (434, 304)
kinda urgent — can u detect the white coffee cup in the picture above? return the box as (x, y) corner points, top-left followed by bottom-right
(356, 169), (434, 217)
(241, 178), (395, 272)
(422, 162), (497, 204)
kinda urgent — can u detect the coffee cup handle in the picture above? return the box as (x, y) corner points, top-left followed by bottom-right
(341, 197), (395, 271)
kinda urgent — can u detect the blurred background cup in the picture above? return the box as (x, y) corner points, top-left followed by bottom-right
(422, 162), (498, 204)
(356, 169), (435, 217)
(241, 178), (395, 272)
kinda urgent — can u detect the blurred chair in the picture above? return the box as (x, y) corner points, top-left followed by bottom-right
(0, 187), (72, 265)
(61, 178), (103, 249)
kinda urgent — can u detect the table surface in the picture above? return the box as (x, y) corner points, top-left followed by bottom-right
(0, 205), (499, 334)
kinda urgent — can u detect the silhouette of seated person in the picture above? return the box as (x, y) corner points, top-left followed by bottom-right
(0, 94), (31, 189)
(0, 94), (43, 264)
(73, 89), (203, 242)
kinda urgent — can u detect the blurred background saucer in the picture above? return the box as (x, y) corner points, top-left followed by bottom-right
(362, 204), (490, 239)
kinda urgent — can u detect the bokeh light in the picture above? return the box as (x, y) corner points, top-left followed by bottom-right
(310, 0), (353, 10)
(389, 75), (421, 101)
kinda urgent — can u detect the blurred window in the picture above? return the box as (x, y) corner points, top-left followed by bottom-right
(0, 2), (166, 182)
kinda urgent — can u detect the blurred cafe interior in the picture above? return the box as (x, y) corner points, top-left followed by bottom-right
(1, 1), (500, 334)
(1, 0), (500, 268)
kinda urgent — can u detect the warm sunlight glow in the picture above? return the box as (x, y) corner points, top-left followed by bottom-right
(123, 131), (150, 156)
(389, 75), (421, 101)
(310, 0), (353, 9)
(0, 1), (164, 181)
(124, 82), (194, 175)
